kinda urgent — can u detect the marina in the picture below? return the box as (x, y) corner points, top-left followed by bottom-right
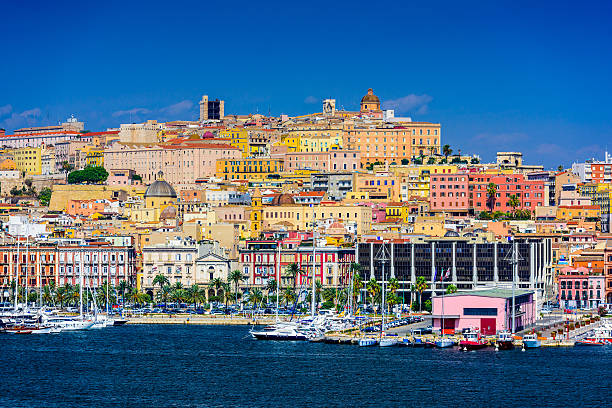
(1, 324), (611, 407)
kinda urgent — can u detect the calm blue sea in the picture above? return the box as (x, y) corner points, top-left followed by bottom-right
(0, 324), (610, 407)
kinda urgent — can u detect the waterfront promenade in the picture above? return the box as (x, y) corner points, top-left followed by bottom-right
(126, 314), (281, 325)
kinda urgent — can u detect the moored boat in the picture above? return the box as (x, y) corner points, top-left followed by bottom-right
(379, 337), (398, 347)
(495, 331), (515, 350)
(358, 338), (378, 347)
(435, 338), (455, 348)
(522, 333), (541, 349)
(250, 322), (308, 341)
(459, 329), (488, 351)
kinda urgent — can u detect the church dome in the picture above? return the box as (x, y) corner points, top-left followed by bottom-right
(145, 172), (177, 198)
(361, 88), (380, 104)
(271, 193), (295, 206)
(159, 205), (177, 220)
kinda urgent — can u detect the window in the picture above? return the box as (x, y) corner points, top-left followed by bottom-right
(463, 308), (497, 316)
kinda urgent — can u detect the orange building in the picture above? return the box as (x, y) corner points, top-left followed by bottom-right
(67, 199), (106, 217)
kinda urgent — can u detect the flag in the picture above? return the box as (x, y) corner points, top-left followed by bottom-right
(444, 268), (451, 280)
(433, 269), (437, 281)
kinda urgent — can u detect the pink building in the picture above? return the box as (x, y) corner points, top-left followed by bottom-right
(557, 266), (605, 309)
(429, 172), (469, 215)
(285, 150), (361, 172)
(470, 173), (545, 213)
(432, 288), (535, 335)
(107, 169), (138, 186)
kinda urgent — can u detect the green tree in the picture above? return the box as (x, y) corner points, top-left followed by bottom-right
(508, 194), (520, 214)
(401, 158), (409, 165)
(445, 284), (458, 294)
(156, 284), (172, 307)
(366, 278), (381, 314)
(284, 263), (301, 290)
(186, 284), (205, 308)
(557, 165), (564, 172)
(265, 278), (277, 304)
(486, 182), (498, 212)
(38, 187), (52, 206)
(208, 277), (224, 300)
(249, 288), (263, 309)
(442, 144), (452, 161)
(131, 290), (151, 305)
(282, 287), (296, 306)
(388, 277), (399, 294)
(228, 269), (243, 306)
(152, 274), (169, 295)
(412, 276), (429, 313)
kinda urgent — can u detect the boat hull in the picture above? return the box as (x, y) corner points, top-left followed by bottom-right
(523, 340), (541, 348)
(459, 341), (488, 351)
(496, 340), (514, 350)
(435, 339), (455, 348)
(358, 338), (378, 347)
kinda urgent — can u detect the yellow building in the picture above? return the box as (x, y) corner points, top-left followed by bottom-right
(262, 203), (372, 234)
(284, 123), (343, 153)
(413, 215), (447, 237)
(556, 205), (601, 221)
(85, 147), (105, 167)
(385, 204), (413, 224)
(354, 173), (402, 201)
(220, 128), (249, 157)
(249, 189), (263, 237)
(216, 158), (283, 181)
(12, 147), (42, 175)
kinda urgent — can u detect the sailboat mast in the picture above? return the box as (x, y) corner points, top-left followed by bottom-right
(106, 261), (110, 315)
(441, 273), (445, 338)
(15, 235), (20, 311)
(311, 205), (316, 317)
(79, 250), (84, 320)
(276, 240), (280, 322)
(25, 235), (29, 310)
(512, 240), (517, 334)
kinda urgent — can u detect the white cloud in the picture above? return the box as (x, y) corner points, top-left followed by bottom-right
(0, 107), (42, 130)
(304, 96), (318, 104)
(472, 132), (529, 145)
(0, 105), (12, 117)
(112, 108), (151, 118)
(159, 100), (194, 116)
(382, 94), (433, 114)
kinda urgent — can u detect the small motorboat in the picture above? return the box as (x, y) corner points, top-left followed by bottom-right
(522, 333), (541, 349)
(379, 337), (398, 347)
(459, 329), (488, 351)
(250, 322), (308, 341)
(435, 338), (455, 348)
(358, 338), (378, 347)
(412, 336), (426, 347)
(495, 331), (515, 350)
(575, 339), (605, 346)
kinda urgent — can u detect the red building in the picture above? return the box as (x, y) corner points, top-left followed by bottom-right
(0, 241), (136, 291)
(469, 173), (545, 213)
(429, 172), (469, 215)
(239, 240), (355, 289)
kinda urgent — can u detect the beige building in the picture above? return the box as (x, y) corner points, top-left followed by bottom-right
(118, 120), (162, 144)
(261, 203), (372, 235)
(105, 140), (241, 184)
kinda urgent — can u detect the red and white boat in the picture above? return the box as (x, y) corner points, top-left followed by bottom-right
(459, 329), (488, 351)
(579, 324), (612, 345)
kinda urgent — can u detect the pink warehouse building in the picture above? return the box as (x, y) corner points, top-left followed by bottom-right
(432, 288), (535, 335)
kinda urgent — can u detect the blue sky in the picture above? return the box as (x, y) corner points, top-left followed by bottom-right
(1, 0), (611, 168)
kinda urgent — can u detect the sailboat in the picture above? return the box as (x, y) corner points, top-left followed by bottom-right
(435, 268), (454, 348)
(378, 243), (397, 347)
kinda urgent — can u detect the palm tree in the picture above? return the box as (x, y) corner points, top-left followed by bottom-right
(118, 280), (130, 307)
(208, 277), (224, 300)
(508, 194), (520, 215)
(322, 288), (336, 307)
(187, 284), (205, 308)
(228, 270), (243, 306)
(131, 290), (151, 306)
(42, 284), (55, 306)
(412, 276), (429, 313)
(445, 284), (458, 294)
(282, 287), (296, 306)
(486, 182), (497, 213)
(284, 263), (301, 290)
(442, 144), (452, 161)
(55, 285), (67, 308)
(265, 279), (277, 304)
(366, 278), (381, 314)
(157, 284), (172, 307)
(96, 281), (117, 309)
(152, 273), (169, 296)
(388, 277), (399, 294)
(249, 288), (263, 309)
(315, 280), (323, 308)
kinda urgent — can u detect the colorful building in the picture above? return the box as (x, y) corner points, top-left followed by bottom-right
(215, 158), (283, 181)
